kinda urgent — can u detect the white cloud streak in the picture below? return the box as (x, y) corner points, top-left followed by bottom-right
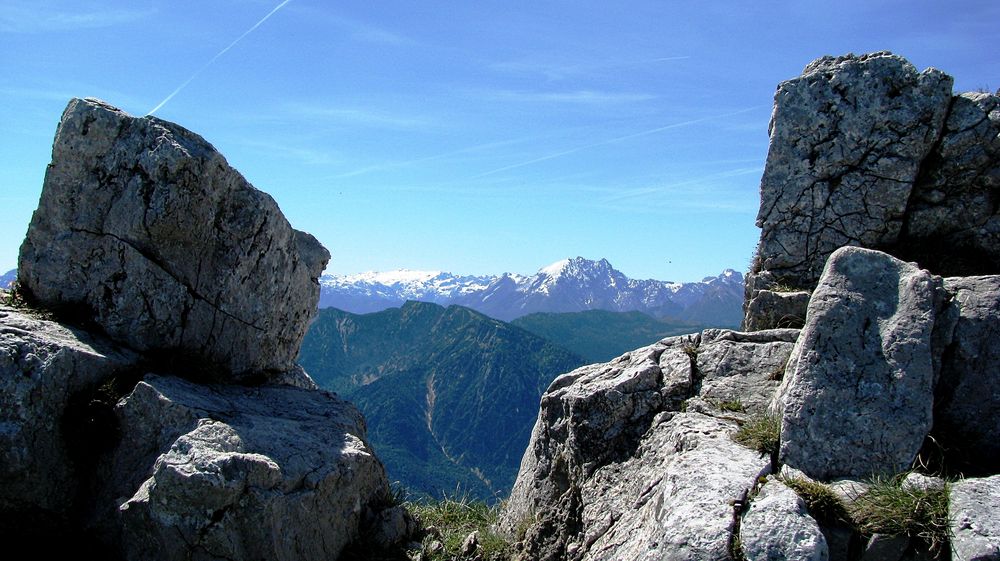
(0, 4), (155, 33)
(146, 0), (294, 116)
(471, 106), (764, 178)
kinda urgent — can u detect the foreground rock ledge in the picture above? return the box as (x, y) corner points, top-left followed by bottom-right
(18, 98), (330, 381)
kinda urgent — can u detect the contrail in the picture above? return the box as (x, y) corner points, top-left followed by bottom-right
(471, 106), (763, 179)
(146, 0), (294, 116)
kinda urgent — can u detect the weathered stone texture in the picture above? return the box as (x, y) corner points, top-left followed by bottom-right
(577, 412), (768, 561)
(18, 98), (330, 380)
(0, 304), (138, 517)
(740, 479), (828, 561)
(111, 375), (389, 561)
(949, 475), (1000, 561)
(755, 52), (952, 288)
(745, 54), (1000, 331)
(774, 247), (946, 480)
(502, 328), (800, 560)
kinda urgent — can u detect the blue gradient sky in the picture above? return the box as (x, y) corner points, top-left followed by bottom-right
(2, 1), (997, 281)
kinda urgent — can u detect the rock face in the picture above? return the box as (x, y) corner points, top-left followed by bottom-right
(740, 479), (828, 561)
(18, 98), (329, 381)
(1, 99), (397, 561)
(502, 328), (796, 560)
(949, 475), (1000, 561)
(746, 52), (1000, 330)
(0, 303), (139, 519)
(111, 376), (387, 561)
(773, 247), (947, 480)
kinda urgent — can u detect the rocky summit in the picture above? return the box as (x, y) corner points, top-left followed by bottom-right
(502, 53), (1000, 561)
(1, 100), (407, 560)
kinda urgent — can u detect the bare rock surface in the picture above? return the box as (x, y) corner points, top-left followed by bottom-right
(744, 289), (810, 331)
(740, 478), (828, 561)
(577, 412), (769, 561)
(949, 475), (1000, 561)
(754, 52), (952, 290)
(110, 374), (389, 561)
(774, 246), (946, 480)
(18, 98), (329, 380)
(746, 53), (1000, 331)
(502, 328), (798, 560)
(0, 303), (138, 518)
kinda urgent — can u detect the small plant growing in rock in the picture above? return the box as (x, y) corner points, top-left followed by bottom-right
(732, 414), (781, 459)
(718, 398), (745, 413)
(781, 477), (851, 526)
(408, 492), (512, 560)
(849, 475), (951, 554)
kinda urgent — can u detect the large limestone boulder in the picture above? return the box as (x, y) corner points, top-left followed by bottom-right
(502, 328), (798, 560)
(746, 53), (1000, 331)
(18, 98), (330, 380)
(773, 247), (948, 480)
(104, 375), (389, 561)
(0, 303), (138, 521)
(754, 52), (952, 290)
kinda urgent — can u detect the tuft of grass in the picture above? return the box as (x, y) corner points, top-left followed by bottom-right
(682, 344), (698, 360)
(849, 475), (951, 554)
(407, 492), (512, 561)
(781, 477), (851, 526)
(718, 398), (745, 413)
(733, 414), (781, 459)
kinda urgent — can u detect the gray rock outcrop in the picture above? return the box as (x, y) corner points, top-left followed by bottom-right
(111, 375), (387, 561)
(740, 479), (828, 561)
(0, 303), (138, 520)
(746, 52), (1000, 330)
(1, 99), (399, 561)
(773, 246), (947, 480)
(502, 328), (797, 560)
(949, 475), (1000, 561)
(18, 98), (329, 381)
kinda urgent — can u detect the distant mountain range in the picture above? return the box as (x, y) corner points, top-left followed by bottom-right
(1, 269), (14, 289)
(297, 301), (586, 501)
(320, 257), (744, 326)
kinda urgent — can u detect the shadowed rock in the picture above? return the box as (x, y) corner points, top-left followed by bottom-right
(18, 98), (329, 381)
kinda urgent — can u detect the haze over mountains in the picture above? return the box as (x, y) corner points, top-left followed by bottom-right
(319, 256), (744, 326)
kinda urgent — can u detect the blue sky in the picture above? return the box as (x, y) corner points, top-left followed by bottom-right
(2, 1), (997, 282)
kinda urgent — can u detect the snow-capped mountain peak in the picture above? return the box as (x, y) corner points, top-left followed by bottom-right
(318, 257), (744, 326)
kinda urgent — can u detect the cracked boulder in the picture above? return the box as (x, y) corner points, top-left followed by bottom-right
(17, 98), (330, 380)
(745, 52), (1000, 331)
(752, 52), (952, 292)
(103, 375), (390, 561)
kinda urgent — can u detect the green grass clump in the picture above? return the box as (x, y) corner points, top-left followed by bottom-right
(718, 398), (745, 413)
(781, 477), (850, 526)
(407, 494), (512, 561)
(850, 475), (950, 554)
(733, 414), (781, 459)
